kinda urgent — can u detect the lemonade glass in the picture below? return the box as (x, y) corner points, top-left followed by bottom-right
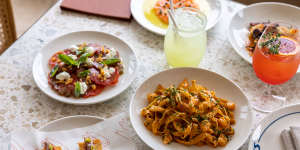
(252, 23), (300, 112)
(164, 7), (207, 67)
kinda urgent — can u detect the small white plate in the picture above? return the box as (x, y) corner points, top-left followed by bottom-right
(131, 0), (225, 35)
(40, 115), (104, 132)
(248, 104), (300, 150)
(32, 31), (138, 105)
(228, 2), (300, 73)
(130, 67), (253, 150)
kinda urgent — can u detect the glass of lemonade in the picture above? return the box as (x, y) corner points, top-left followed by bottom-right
(164, 7), (207, 67)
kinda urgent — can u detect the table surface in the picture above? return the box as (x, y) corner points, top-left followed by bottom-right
(1, 0), (300, 149)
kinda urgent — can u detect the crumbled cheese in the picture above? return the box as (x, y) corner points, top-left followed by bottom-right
(109, 67), (115, 74)
(70, 45), (79, 52)
(103, 66), (111, 78)
(79, 82), (88, 94)
(86, 47), (96, 55)
(103, 48), (117, 59)
(56, 72), (70, 81)
(86, 58), (94, 66)
(68, 54), (77, 60)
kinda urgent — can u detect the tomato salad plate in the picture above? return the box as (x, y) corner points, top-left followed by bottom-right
(227, 2), (300, 73)
(33, 31), (138, 105)
(131, 0), (225, 35)
(130, 68), (253, 150)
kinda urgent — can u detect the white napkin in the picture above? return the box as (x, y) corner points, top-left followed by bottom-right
(0, 129), (10, 150)
(3, 113), (140, 150)
(290, 126), (300, 150)
(281, 129), (296, 150)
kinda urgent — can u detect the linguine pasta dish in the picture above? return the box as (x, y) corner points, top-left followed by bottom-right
(141, 79), (236, 147)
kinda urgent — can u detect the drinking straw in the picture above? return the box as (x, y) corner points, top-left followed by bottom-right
(168, 0), (179, 30)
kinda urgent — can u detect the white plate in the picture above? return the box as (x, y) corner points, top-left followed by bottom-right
(131, 0), (225, 35)
(228, 2), (300, 73)
(32, 31), (138, 105)
(130, 67), (253, 150)
(39, 115), (104, 132)
(248, 104), (300, 150)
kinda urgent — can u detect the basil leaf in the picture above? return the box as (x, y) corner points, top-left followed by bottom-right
(78, 70), (90, 78)
(58, 54), (78, 66)
(76, 47), (86, 55)
(50, 65), (59, 78)
(102, 58), (120, 65)
(77, 53), (90, 67)
(74, 82), (81, 97)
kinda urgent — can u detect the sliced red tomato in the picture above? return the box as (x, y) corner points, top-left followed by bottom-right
(101, 68), (120, 86)
(89, 68), (120, 86)
(48, 50), (72, 68)
(83, 85), (105, 98)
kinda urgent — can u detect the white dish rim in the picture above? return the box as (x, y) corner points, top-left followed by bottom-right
(32, 31), (139, 105)
(131, 0), (226, 35)
(129, 67), (254, 150)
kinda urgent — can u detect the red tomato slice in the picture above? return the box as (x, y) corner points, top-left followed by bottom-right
(83, 85), (105, 98)
(99, 68), (120, 86)
(90, 68), (120, 86)
(48, 50), (72, 69)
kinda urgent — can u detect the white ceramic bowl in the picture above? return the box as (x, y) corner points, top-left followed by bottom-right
(248, 104), (300, 150)
(32, 31), (138, 105)
(130, 67), (253, 150)
(228, 2), (300, 73)
(131, 0), (225, 35)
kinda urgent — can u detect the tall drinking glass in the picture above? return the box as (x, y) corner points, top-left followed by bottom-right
(252, 23), (300, 112)
(164, 7), (207, 67)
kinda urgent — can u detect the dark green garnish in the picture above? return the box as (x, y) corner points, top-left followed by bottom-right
(50, 65), (59, 78)
(195, 114), (208, 122)
(58, 54), (78, 66)
(74, 82), (81, 97)
(78, 70), (90, 78)
(77, 53), (90, 67)
(260, 33), (281, 54)
(102, 58), (121, 65)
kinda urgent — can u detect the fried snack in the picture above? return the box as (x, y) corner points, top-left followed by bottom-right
(78, 137), (102, 150)
(246, 22), (299, 55)
(141, 79), (236, 147)
(42, 142), (61, 150)
(154, 0), (198, 24)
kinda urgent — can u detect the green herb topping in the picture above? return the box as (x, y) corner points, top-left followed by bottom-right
(78, 70), (90, 78)
(77, 53), (90, 67)
(50, 65), (59, 78)
(58, 54), (78, 66)
(102, 58), (121, 65)
(74, 82), (81, 97)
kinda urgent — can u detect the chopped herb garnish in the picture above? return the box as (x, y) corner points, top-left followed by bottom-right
(74, 82), (81, 97)
(50, 65), (59, 78)
(58, 54), (78, 66)
(260, 33), (281, 54)
(78, 70), (90, 78)
(102, 58), (121, 65)
(195, 114), (208, 122)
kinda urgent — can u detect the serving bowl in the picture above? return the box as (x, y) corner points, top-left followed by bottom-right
(227, 2), (300, 73)
(131, 0), (225, 35)
(130, 67), (253, 150)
